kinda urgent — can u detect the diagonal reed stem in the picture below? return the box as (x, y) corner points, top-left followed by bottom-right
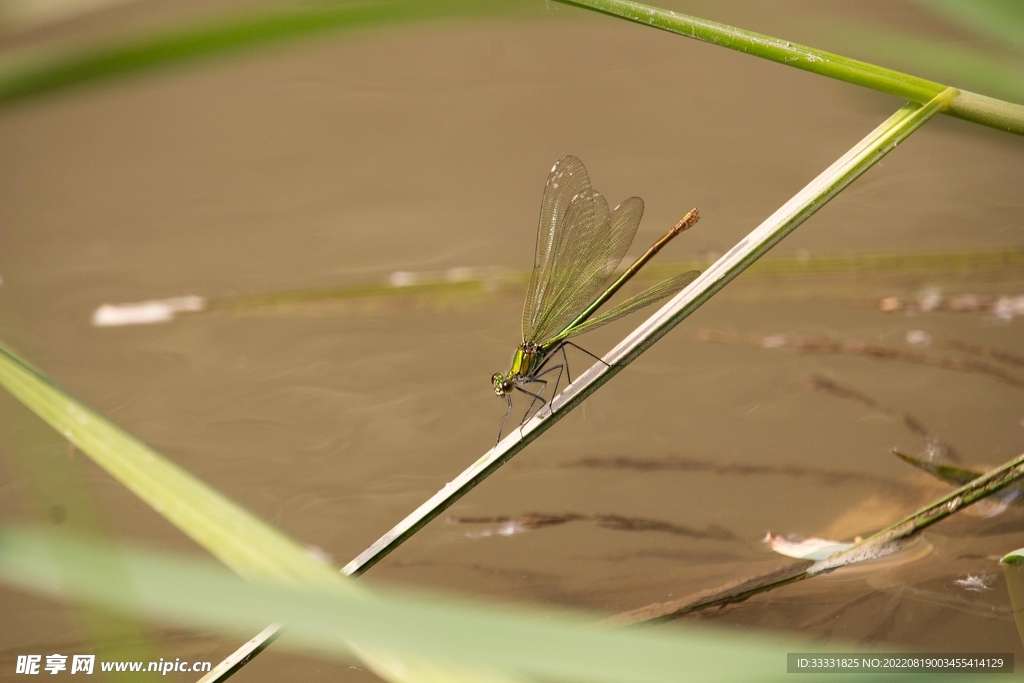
(343, 89), (957, 578)
(201, 88), (957, 680)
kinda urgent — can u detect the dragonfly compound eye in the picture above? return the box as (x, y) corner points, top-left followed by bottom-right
(491, 374), (514, 396)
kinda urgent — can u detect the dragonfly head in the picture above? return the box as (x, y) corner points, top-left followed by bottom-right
(491, 372), (514, 397)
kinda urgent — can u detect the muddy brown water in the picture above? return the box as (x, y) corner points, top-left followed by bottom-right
(1, 1), (1023, 680)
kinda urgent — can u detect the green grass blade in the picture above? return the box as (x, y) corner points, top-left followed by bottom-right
(0, 340), (349, 588)
(0, 525), (803, 683)
(555, 0), (1024, 135)
(0, 0), (528, 105)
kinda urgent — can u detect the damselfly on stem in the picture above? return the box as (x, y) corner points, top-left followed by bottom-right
(492, 155), (700, 440)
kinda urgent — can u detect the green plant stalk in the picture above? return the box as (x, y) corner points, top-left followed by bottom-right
(555, 0), (1024, 135)
(610, 448), (1024, 626)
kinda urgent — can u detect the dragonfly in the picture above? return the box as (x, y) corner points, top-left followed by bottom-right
(492, 155), (701, 440)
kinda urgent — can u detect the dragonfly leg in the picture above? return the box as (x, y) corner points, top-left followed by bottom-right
(513, 382), (548, 428)
(554, 343), (572, 389)
(528, 339), (577, 405)
(495, 393), (513, 446)
(531, 361), (566, 408)
(516, 382), (548, 423)
(561, 340), (613, 369)
(559, 343), (572, 385)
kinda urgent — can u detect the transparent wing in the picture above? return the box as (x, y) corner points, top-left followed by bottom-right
(551, 270), (701, 342)
(525, 187), (598, 341)
(528, 195), (644, 344)
(522, 156), (594, 342)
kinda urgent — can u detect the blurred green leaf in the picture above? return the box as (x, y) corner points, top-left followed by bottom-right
(1002, 549), (1024, 565)
(0, 0), (532, 104)
(0, 525), (804, 683)
(912, 0), (1024, 55)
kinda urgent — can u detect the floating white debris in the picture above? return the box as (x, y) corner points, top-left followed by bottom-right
(954, 574), (993, 592)
(918, 288), (942, 312)
(389, 271), (419, 287)
(390, 266), (513, 289)
(764, 532), (854, 560)
(465, 520), (527, 539)
(994, 295), (1024, 321)
(905, 329), (932, 346)
(91, 296), (205, 327)
(760, 334), (788, 349)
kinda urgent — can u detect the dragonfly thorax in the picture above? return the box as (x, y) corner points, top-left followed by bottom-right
(492, 343), (545, 397)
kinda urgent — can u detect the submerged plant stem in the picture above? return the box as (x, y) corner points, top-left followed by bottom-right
(611, 449), (1024, 626)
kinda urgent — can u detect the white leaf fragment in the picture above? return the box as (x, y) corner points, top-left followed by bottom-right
(91, 296), (205, 327)
(765, 532), (854, 560)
